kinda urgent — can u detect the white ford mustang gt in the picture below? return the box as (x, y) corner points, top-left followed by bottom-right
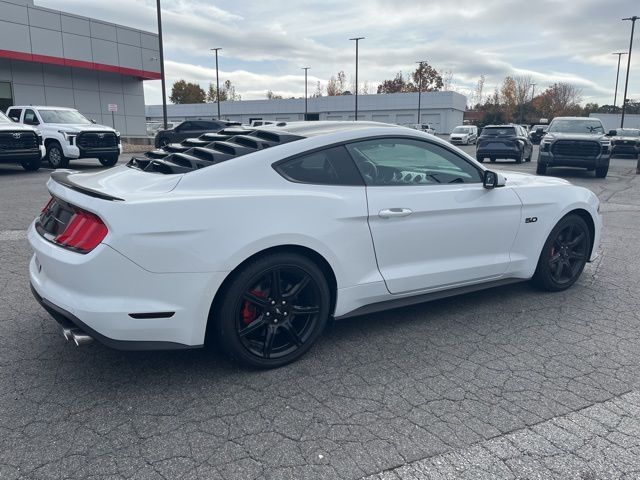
(29, 121), (602, 368)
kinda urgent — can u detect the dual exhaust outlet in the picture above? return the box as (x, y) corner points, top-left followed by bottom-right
(62, 327), (94, 347)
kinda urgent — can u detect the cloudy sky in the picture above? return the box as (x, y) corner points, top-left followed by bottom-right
(39, 0), (640, 106)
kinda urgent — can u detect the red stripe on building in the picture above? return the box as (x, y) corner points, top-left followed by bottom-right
(0, 49), (161, 80)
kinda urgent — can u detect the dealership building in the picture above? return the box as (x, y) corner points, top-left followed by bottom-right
(146, 91), (467, 134)
(0, 0), (160, 136)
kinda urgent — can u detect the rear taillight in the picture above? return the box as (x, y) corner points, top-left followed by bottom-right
(39, 197), (108, 253)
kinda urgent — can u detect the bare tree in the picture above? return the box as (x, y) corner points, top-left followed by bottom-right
(265, 90), (283, 100)
(326, 71), (347, 96)
(473, 75), (485, 106)
(442, 70), (454, 91)
(312, 80), (323, 97)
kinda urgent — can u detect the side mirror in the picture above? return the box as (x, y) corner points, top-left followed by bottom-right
(90, 118), (96, 124)
(607, 130), (617, 136)
(483, 170), (506, 189)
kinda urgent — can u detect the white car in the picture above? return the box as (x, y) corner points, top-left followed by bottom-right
(0, 110), (45, 171)
(449, 125), (478, 145)
(29, 122), (601, 368)
(414, 123), (436, 135)
(6, 106), (121, 169)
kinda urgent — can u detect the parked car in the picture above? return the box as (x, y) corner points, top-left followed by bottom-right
(30, 121), (601, 368)
(449, 125), (478, 145)
(6, 106), (121, 168)
(529, 124), (548, 144)
(608, 128), (640, 158)
(154, 120), (235, 147)
(0, 110), (45, 171)
(476, 124), (533, 163)
(414, 123), (436, 135)
(536, 117), (611, 177)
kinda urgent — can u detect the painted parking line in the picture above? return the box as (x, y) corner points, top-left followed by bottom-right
(0, 230), (27, 241)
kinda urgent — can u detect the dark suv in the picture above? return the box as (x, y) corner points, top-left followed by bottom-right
(476, 125), (533, 163)
(609, 128), (640, 158)
(154, 120), (235, 147)
(536, 117), (610, 178)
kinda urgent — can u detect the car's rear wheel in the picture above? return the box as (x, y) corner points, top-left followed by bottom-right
(46, 142), (69, 169)
(515, 154), (523, 164)
(532, 214), (590, 292)
(215, 253), (330, 368)
(536, 163), (547, 175)
(476, 156), (484, 163)
(99, 155), (118, 167)
(595, 165), (609, 178)
(21, 156), (41, 171)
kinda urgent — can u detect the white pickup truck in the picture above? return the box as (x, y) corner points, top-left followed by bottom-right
(6, 106), (121, 168)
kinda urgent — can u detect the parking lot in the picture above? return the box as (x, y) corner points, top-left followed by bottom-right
(1, 145), (640, 479)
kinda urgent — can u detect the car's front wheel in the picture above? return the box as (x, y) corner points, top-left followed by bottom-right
(21, 156), (41, 171)
(536, 163), (547, 175)
(214, 253), (331, 368)
(99, 155), (118, 167)
(46, 142), (69, 169)
(532, 214), (590, 292)
(595, 165), (609, 178)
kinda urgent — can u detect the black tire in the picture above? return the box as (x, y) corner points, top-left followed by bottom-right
(476, 156), (484, 163)
(99, 155), (119, 167)
(525, 149), (532, 162)
(515, 154), (523, 164)
(158, 136), (170, 148)
(490, 157), (496, 163)
(214, 253), (331, 368)
(21, 156), (42, 171)
(46, 142), (69, 169)
(595, 165), (609, 178)
(536, 163), (547, 175)
(532, 214), (591, 292)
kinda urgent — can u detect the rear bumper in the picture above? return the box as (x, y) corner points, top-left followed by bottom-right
(476, 148), (521, 159)
(28, 222), (226, 348)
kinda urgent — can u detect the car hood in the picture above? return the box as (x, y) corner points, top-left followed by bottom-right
(0, 123), (38, 132)
(50, 166), (183, 200)
(46, 123), (116, 132)
(544, 132), (604, 141)
(500, 170), (572, 187)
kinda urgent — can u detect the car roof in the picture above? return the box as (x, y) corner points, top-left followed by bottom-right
(261, 121), (401, 137)
(552, 117), (599, 121)
(10, 105), (77, 111)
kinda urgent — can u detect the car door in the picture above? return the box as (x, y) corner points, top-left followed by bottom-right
(345, 137), (523, 294)
(173, 122), (197, 142)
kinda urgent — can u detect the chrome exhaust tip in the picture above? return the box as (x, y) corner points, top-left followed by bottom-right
(62, 327), (75, 341)
(71, 331), (94, 347)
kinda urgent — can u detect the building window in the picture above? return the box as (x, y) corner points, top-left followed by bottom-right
(0, 82), (13, 114)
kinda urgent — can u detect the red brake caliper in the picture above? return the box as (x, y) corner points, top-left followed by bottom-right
(242, 290), (266, 325)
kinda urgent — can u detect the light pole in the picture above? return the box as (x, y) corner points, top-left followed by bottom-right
(530, 83), (536, 102)
(210, 47), (222, 119)
(349, 37), (364, 120)
(416, 60), (427, 126)
(302, 67), (310, 120)
(612, 52), (628, 107)
(156, 0), (168, 130)
(621, 16), (638, 128)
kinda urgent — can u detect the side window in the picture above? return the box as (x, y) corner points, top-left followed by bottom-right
(274, 145), (364, 186)
(7, 108), (22, 122)
(345, 138), (483, 186)
(24, 109), (39, 125)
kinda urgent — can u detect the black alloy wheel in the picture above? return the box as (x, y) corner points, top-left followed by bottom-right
(215, 253), (330, 368)
(532, 214), (590, 291)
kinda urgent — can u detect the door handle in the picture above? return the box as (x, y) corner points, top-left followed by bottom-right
(378, 208), (413, 219)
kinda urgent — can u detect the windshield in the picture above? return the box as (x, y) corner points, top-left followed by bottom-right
(616, 129), (640, 137)
(481, 127), (516, 136)
(452, 127), (469, 134)
(0, 111), (12, 124)
(39, 109), (91, 124)
(532, 125), (547, 131)
(548, 119), (604, 134)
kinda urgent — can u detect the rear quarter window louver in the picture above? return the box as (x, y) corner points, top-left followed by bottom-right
(129, 127), (305, 174)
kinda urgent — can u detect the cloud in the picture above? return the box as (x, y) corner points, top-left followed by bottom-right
(37, 0), (640, 106)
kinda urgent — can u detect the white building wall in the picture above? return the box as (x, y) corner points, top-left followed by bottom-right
(589, 113), (640, 131)
(146, 91), (467, 134)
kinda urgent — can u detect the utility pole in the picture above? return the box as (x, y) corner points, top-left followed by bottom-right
(302, 67), (310, 120)
(156, 0), (167, 129)
(621, 16), (638, 128)
(349, 37), (364, 120)
(612, 52), (628, 107)
(530, 83), (536, 102)
(416, 60), (427, 126)
(211, 48), (222, 119)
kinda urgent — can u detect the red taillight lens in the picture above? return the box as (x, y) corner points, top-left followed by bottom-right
(54, 209), (107, 253)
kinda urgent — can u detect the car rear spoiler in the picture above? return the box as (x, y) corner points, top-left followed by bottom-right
(50, 171), (125, 202)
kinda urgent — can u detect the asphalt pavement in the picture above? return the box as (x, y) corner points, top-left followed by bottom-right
(1, 145), (640, 479)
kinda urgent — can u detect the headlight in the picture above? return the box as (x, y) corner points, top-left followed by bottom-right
(115, 131), (121, 137)
(58, 130), (79, 142)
